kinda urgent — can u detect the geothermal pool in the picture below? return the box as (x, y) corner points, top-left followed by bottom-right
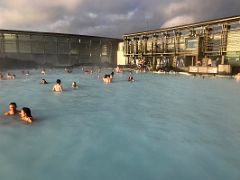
(0, 69), (240, 180)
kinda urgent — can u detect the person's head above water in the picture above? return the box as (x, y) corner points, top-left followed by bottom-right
(56, 79), (61, 84)
(52, 79), (63, 92)
(9, 102), (17, 108)
(104, 74), (109, 78)
(21, 107), (33, 124)
(72, 81), (78, 88)
(4, 102), (19, 116)
(9, 102), (17, 112)
(21, 107), (32, 118)
(41, 78), (47, 84)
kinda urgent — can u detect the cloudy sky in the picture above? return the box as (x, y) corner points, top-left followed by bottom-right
(0, 0), (239, 38)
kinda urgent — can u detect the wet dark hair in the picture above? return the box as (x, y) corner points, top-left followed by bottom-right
(9, 102), (17, 107)
(56, 79), (61, 84)
(104, 74), (108, 78)
(22, 107), (32, 117)
(111, 71), (114, 77)
(128, 76), (133, 81)
(72, 82), (77, 86)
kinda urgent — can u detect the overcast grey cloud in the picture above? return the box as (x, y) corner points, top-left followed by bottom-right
(0, 0), (239, 38)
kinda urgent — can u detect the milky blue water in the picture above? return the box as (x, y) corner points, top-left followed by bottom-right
(0, 69), (240, 180)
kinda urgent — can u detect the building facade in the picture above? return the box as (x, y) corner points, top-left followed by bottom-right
(0, 30), (120, 69)
(123, 16), (240, 74)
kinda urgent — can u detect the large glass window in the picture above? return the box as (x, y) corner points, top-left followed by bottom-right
(31, 35), (44, 54)
(57, 37), (69, 54)
(44, 36), (57, 54)
(102, 44), (108, 55)
(69, 38), (79, 55)
(146, 41), (152, 53)
(229, 23), (240, 31)
(4, 33), (16, 40)
(79, 39), (90, 55)
(0, 34), (3, 53)
(185, 38), (198, 49)
(212, 25), (222, 33)
(91, 39), (101, 55)
(18, 34), (31, 53)
(4, 33), (17, 53)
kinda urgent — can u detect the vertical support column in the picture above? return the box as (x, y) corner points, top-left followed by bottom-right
(129, 38), (134, 64)
(124, 37), (132, 65)
(0, 33), (3, 54)
(134, 37), (139, 55)
(89, 39), (92, 63)
(133, 37), (139, 64)
(173, 31), (181, 55)
(139, 38), (143, 56)
(173, 30), (177, 56)
(56, 36), (59, 64)
(220, 23), (229, 65)
(161, 33), (164, 53)
(16, 34), (19, 54)
(99, 39), (102, 64)
(2, 33), (6, 53)
(142, 35), (148, 55)
(152, 34), (158, 71)
(142, 35), (148, 67)
(124, 37), (129, 55)
(221, 55), (225, 65)
(163, 32), (169, 54)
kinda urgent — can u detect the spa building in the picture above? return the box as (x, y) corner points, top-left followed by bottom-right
(122, 15), (240, 74)
(0, 29), (120, 69)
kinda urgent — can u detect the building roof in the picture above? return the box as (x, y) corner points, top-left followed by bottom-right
(0, 29), (121, 41)
(124, 15), (240, 37)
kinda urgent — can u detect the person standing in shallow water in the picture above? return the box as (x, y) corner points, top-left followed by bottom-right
(52, 79), (63, 92)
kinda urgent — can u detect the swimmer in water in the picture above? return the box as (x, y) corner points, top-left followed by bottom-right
(65, 68), (72, 73)
(41, 69), (46, 75)
(52, 79), (63, 92)
(0, 73), (4, 80)
(7, 72), (15, 80)
(111, 71), (114, 77)
(4, 102), (20, 116)
(128, 76), (134, 82)
(20, 107), (33, 124)
(40, 78), (48, 84)
(97, 67), (101, 73)
(128, 71), (134, 82)
(115, 66), (122, 73)
(235, 73), (240, 81)
(103, 74), (111, 84)
(25, 71), (30, 76)
(72, 81), (79, 89)
(109, 74), (113, 83)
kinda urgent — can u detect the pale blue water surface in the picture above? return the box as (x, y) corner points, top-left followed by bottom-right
(0, 69), (240, 180)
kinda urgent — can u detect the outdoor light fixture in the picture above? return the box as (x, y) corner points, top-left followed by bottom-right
(189, 29), (197, 37)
